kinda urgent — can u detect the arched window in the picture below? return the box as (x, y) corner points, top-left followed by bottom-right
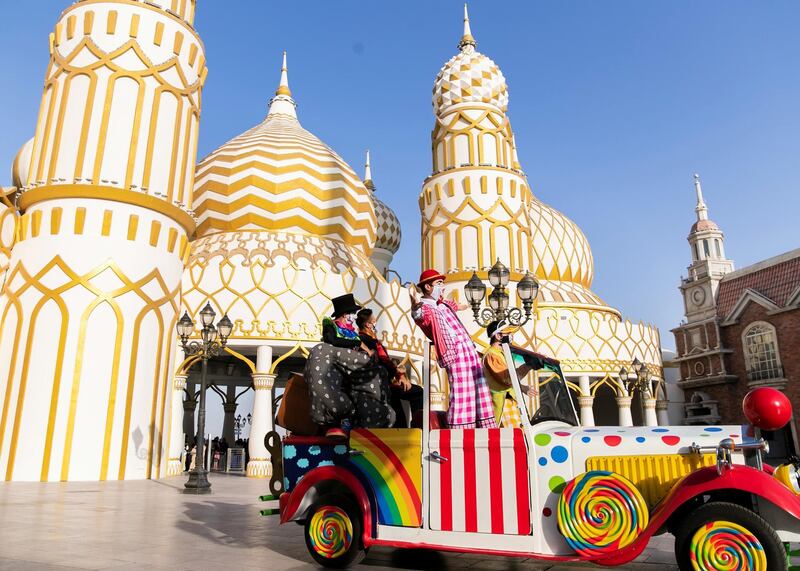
(743, 323), (782, 381)
(714, 239), (722, 258)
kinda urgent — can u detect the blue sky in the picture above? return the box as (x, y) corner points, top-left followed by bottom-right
(1, 1), (799, 349)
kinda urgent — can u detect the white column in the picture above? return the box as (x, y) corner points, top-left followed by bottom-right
(577, 375), (595, 427)
(656, 400), (670, 426)
(616, 396), (634, 427)
(166, 374), (188, 476)
(643, 396), (659, 427)
(247, 345), (275, 478)
(221, 385), (237, 444)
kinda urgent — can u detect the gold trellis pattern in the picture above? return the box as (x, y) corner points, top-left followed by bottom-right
(183, 230), (425, 356)
(0, 252), (180, 482)
(25, 3), (205, 211)
(0, 189), (17, 285)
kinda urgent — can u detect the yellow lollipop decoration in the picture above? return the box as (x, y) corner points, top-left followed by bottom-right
(557, 470), (649, 556)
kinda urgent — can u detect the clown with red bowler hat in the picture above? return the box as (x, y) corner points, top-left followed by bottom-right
(410, 269), (497, 428)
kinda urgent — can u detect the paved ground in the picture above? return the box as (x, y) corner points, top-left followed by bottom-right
(0, 473), (678, 571)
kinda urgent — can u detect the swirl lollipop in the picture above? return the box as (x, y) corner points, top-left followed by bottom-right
(557, 470), (649, 556)
(690, 521), (766, 571)
(308, 506), (353, 559)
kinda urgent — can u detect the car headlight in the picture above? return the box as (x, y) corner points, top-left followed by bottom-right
(774, 463), (800, 494)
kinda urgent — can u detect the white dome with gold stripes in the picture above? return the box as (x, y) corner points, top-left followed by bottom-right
(432, 6), (508, 115)
(362, 151), (401, 254)
(192, 54), (377, 253)
(530, 199), (595, 288)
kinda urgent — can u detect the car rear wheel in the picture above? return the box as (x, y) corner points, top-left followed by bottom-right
(303, 494), (366, 568)
(673, 501), (786, 571)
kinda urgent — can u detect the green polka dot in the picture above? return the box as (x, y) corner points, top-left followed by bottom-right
(548, 476), (566, 493)
(534, 434), (552, 446)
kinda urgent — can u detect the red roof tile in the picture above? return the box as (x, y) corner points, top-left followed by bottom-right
(717, 250), (800, 319)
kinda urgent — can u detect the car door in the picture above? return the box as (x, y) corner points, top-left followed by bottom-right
(428, 427), (532, 534)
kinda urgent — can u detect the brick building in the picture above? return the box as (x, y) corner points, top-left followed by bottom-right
(672, 175), (799, 462)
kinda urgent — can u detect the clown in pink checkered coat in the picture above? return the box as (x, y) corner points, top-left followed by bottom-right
(410, 269), (497, 429)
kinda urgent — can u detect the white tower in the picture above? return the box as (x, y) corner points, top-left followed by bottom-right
(680, 174), (734, 322)
(421, 5), (534, 284)
(0, 0), (206, 481)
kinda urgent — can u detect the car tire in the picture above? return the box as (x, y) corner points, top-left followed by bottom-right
(303, 494), (366, 568)
(673, 501), (786, 571)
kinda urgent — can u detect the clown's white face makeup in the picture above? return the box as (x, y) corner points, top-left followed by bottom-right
(431, 284), (445, 300)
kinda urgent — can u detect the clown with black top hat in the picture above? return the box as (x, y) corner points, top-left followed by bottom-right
(304, 293), (394, 439)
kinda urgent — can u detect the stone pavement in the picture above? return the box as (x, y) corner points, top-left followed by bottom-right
(0, 473), (678, 571)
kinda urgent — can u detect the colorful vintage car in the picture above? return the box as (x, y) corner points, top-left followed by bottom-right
(260, 341), (800, 570)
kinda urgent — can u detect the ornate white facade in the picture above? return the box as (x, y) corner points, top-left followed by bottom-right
(0, 3), (668, 482)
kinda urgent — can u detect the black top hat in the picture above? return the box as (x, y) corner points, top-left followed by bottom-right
(486, 320), (501, 340)
(331, 293), (362, 318)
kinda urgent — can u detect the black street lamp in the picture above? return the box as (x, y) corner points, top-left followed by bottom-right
(465, 260), (539, 327)
(619, 357), (651, 423)
(234, 413), (252, 441)
(177, 302), (232, 494)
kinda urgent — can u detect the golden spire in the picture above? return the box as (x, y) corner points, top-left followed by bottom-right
(363, 150), (375, 191)
(276, 51), (291, 97)
(458, 4), (477, 51)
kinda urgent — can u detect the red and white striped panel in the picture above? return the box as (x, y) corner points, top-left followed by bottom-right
(429, 428), (531, 535)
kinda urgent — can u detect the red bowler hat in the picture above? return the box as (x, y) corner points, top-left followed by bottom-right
(417, 269), (447, 288)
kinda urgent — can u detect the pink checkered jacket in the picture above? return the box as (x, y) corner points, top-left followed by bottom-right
(412, 298), (468, 367)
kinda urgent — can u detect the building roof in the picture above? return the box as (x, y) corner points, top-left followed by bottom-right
(716, 248), (800, 319)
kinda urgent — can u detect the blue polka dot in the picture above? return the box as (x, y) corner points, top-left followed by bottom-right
(704, 427), (723, 432)
(283, 445), (297, 459)
(308, 445), (321, 456)
(551, 446), (569, 464)
(585, 429), (600, 433)
(283, 477), (290, 490)
(538, 457), (548, 466)
(581, 436), (591, 443)
(636, 437), (646, 443)
(334, 445), (348, 455)
(653, 428), (669, 433)
(318, 460), (334, 467)
(297, 458), (309, 468)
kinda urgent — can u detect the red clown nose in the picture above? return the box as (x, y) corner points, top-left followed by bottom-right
(742, 387), (792, 431)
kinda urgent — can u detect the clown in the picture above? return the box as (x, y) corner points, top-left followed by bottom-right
(409, 270), (497, 428)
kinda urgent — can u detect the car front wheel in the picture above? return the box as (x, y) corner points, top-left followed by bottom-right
(673, 501), (786, 571)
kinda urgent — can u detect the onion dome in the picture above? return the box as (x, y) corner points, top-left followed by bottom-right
(432, 5), (508, 114)
(11, 138), (33, 189)
(192, 53), (377, 252)
(529, 199), (595, 288)
(363, 151), (401, 254)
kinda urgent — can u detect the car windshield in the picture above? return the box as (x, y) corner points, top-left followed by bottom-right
(530, 366), (579, 426)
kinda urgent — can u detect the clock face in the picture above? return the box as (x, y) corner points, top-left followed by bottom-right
(691, 287), (706, 306)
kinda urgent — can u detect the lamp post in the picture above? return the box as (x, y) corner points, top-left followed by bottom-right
(177, 302), (233, 494)
(619, 357), (650, 424)
(234, 413), (252, 441)
(465, 260), (539, 327)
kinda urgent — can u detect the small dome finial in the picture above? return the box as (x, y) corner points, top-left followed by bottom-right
(268, 51), (297, 118)
(459, 3), (477, 51)
(693, 173), (708, 222)
(276, 51), (291, 97)
(363, 149), (375, 191)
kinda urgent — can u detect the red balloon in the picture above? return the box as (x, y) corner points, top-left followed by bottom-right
(742, 388), (793, 431)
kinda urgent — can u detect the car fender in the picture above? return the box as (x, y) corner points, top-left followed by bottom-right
(594, 465), (800, 566)
(279, 465), (375, 543)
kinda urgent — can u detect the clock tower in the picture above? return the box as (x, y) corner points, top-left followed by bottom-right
(679, 174), (734, 322)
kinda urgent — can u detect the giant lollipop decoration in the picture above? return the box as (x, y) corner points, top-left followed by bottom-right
(557, 470), (649, 556)
(742, 387), (792, 431)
